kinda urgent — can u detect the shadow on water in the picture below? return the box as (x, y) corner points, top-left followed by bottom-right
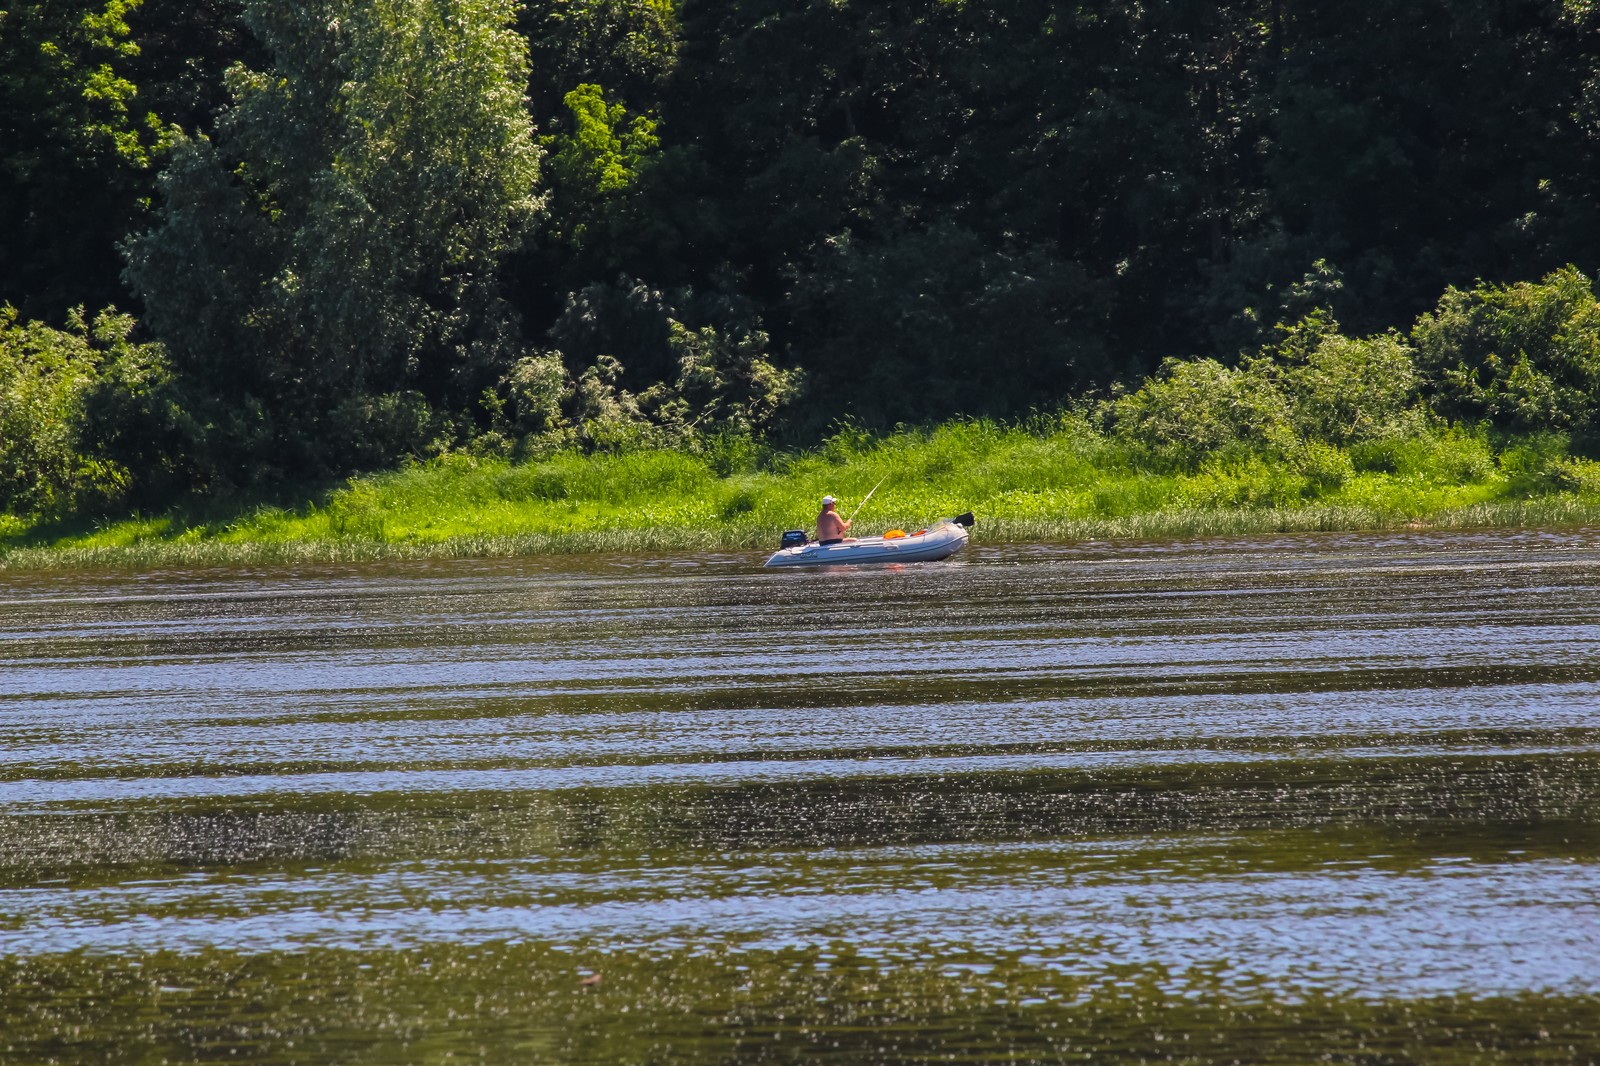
(2, 531), (1599, 1062)
(5, 946), (1597, 1064)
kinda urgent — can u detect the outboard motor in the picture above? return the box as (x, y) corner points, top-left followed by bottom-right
(780, 529), (809, 549)
(953, 511), (976, 528)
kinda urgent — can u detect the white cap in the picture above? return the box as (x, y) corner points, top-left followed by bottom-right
(821, 495), (836, 506)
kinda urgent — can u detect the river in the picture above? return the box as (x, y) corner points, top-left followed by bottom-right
(2, 530), (1598, 1062)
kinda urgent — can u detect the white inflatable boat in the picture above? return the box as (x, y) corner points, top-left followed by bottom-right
(763, 513), (973, 567)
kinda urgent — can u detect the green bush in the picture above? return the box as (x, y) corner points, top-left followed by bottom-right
(1176, 454), (1307, 509)
(1107, 357), (1294, 466)
(0, 305), (180, 518)
(640, 319), (803, 437)
(1413, 266), (1600, 435)
(329, 391), (443, 469)
(1110, 312), (1428, 475)
(1539, 456), (1600, 495)
(489, 352), (568, 440)
(695, 429), (764, 477)
(1291, 440), (1355, 492)
(1496, 432), (1579, 496)
(1349, 426), (1497, 483)
(1258, 315), (1423, 444)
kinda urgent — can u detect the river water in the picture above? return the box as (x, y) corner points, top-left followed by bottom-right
(2, 531), (1598, 1063)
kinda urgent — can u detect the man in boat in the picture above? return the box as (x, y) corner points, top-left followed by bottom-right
(817, 495), (856, 544)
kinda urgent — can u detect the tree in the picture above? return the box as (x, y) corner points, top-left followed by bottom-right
(123, 0), (543, 484)
(539, 82), (660, 271)
(787, 225), (1108, 429)
(519, 0), (678, 129)
(1232, 0), (1570, 337)
(0, 0), (174, 320)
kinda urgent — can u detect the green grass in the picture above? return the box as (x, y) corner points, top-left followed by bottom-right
(6, 418), (1600, 570)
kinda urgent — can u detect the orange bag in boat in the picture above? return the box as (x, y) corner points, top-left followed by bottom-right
(883, 529), (906, 539)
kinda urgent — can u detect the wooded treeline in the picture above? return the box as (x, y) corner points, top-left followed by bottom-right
(6, 0), (1600, 515)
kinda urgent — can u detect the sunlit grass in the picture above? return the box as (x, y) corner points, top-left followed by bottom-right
(6, 418), (1600, 569)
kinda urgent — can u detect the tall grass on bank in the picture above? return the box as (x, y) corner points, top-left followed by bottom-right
(6, 416), (1600, 570)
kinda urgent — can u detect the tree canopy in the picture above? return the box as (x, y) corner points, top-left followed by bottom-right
(6, 0), (1600, 505)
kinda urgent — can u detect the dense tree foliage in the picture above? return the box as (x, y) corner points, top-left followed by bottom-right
(0, 0), (252, 322)
(7, 0), (1600, 507)
(0, 0), (170, 321)
(123, 0), (544, 485)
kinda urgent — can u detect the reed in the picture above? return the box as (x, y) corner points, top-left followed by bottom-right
(6, 419), (1600, 570)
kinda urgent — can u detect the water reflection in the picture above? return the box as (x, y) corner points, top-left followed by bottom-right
(2, 531), (1599, 1061)
(4, 840), (1596, 1001)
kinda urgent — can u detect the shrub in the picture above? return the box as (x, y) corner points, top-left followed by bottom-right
(1107, 357), (1294, 466)
(1497, 432), (1578, 496)
(329, 391), (442, 469)
(1258, 315), (1423, 444)
(1175, 454), (1307, 509)
(1413, 266), (1600, 435)
(1110, 313), (1429, 476)
(696, 429), (764, 477)
(1540, 456), (1600, 495)
(0, 305), (181, 518)
(1349, 426), (1497, 483)
(639, 319), (803, 436)
(1291, 440), (1355, 492)
(482, 351), (569, 445)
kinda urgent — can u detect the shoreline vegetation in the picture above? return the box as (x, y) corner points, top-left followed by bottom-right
(13, 264), (1600, 573)
(11, 4), (1600, 572)
(13, 262), (1600, 573)
(6, 418), (1600, 572)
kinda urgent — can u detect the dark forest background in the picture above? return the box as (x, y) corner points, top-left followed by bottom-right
(6, 0), (1600, 514)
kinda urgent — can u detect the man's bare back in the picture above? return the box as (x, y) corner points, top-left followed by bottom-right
(817, 496), (854, 543)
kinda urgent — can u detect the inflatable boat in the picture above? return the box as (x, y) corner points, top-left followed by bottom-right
(763, 513), (973, 567)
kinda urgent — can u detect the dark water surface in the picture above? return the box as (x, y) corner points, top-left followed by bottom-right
(3, 531), (1599, 1063)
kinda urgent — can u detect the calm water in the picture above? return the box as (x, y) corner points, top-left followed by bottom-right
(2, 531), (1599, 1063)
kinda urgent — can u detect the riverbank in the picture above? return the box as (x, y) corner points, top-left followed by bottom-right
(5, 419), (1600, 570)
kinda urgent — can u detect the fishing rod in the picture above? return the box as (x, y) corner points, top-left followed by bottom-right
(846, 475), (888, 523)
